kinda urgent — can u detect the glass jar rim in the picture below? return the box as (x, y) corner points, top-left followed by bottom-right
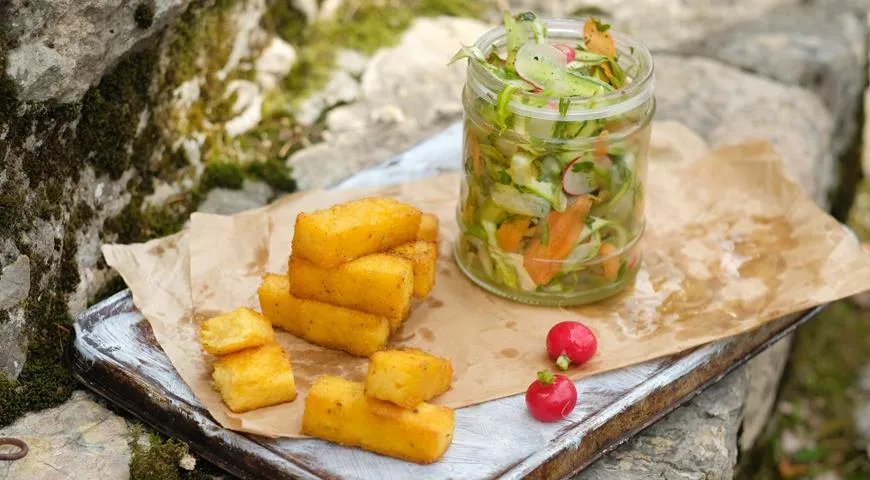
(467, 18), (655, 121)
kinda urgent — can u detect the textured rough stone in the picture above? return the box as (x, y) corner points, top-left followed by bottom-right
(287, 17), (489, 189)
(224, 80), (263, 138)
(512, 0), (800, 50)
(0, 255), (31, 379)
(216, 0), (268, 81)
(3, 0), (191, 103)
(0, 391), (131, 480)
(577, 368), (748, 480)
(0, 255), (30, 311)
(740, 338), (794, 451)
(68, 167), (137, 315)
(654, 54), (835, 206)
(860, 363), (870, 392)
(255, 37), (297, 90)
(197, 179), (274, 215)
(294, 70), (361, 126)
(336, 49), (370, 78)
(689, 3), (867, 159)
(856, 402), (870, 441)
(0, 309), (26, 379)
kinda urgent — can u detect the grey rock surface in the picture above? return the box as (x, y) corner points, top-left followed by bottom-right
(287, 17), (489, 189)
(513, 0), (800, 50)
(3, 0), (190, 103)
(197, 179), (274, 215)
(0, 255), (30, 311)
(654, 54), (835, 206)
(688, 3), (868, 159)
(858, 362), (870, 443)
(577, 368), (748, 480)
(740, 337), (795, 450)
(0, 309), (26, 379)
(0, 254), (31, 379)
(856, 402), (870, 442)
(0, 390), (131, 480)
(294, 70), (362, 126)
(255, 37), (297, 90)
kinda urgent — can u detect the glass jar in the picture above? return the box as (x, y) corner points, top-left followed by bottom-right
(453, 18), (655, 306)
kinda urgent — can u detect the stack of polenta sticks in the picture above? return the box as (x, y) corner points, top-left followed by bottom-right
(251, 196), (456, 464)
(258, 197), (440, 356)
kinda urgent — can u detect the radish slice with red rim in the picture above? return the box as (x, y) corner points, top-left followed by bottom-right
(562, 158), (598, 195)
(514, 42), (568, 89)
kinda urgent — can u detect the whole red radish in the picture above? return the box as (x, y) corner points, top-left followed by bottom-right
(553, 43), (577, 63)
(547, 321), (598, 371)
(525, 370), (578, 422)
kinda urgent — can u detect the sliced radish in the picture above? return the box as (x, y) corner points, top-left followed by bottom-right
(515, 42), (568, 89)
(552, 44), (576, 63)
(562, 157), (598, 195)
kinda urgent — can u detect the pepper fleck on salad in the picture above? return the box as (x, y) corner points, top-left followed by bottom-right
(451, 11), (653, 305)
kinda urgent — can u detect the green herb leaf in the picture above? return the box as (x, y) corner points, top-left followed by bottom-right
(540, 222), (550, 245)
(592, 19), (611, 32)
(616, 260), (628, 281)
(607, 58), (626, 87)
(448, 44), (486, 66)
(496, 170), (512, 184)
(552, 121), (568, 139)
(496, 85), (520, 132)
(515, 11), (537, 22)
(572, 161), (594, 172)
(515, 11), (547, 43)
(558, 97), (570, 117)
(504, 12), (527, 64)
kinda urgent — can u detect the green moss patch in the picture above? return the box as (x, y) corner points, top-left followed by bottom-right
(135, 3), (155, 29)
(268, 0), (489, 103)
(201, 157), (298, 192)
(128, 425), (233, 480)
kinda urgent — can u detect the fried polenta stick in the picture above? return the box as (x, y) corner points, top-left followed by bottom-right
(388, 241), (437, 298)
(288, 254), (413, 330)
(302, 376), (454, 464)
(417, 213), (439, 243)
(292, 197), (422, 267)
(212, 343), (297, 413)
(199, 307), (274, 356)
(257, 273), (390, 357)
(364, 349), (453, 408)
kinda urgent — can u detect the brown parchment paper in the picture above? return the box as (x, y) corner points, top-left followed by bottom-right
(102, 122), (870, 439)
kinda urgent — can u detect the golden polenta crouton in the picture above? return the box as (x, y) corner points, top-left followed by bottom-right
(257, 273), (391, 357)
(199, 307), (274, 356)
(212, 343), (297, 413)
(388, 241), (437, 298)
(292, 197), (422, 268)
(288, 254), (413, 331)
(417, 213), (439, 243)
(364, 349), (453, 408)
(302, 376), (454, 464)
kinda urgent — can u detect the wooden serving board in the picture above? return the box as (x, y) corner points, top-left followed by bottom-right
(69, 123), (826, 479)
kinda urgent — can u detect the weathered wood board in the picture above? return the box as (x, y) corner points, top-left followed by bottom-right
(69, 292), (821, 479)
(69, 123), (826, 479)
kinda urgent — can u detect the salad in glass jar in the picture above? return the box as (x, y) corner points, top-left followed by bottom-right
(451, 11), (655, 305)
